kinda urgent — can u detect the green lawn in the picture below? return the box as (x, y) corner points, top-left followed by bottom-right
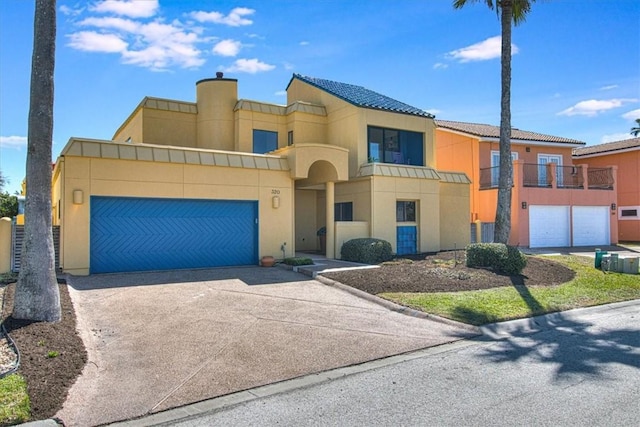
(380, 255), (640, 326)
(0, 373), (30, 425)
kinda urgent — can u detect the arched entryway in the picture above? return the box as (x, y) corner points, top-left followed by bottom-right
(275, 144), (349, 259)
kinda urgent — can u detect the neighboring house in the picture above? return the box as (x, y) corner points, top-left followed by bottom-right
(435, 120), (618, 248)
(573, 137), (640, 242)
(51, 73), (470, 275)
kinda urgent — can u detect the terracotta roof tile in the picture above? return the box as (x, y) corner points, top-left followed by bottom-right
(572, 137), (640, 157)
(436, 119), (585, 145)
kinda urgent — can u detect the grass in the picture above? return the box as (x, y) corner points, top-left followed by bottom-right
(380, 255), (640, 326)
(0, 374), (31, 425)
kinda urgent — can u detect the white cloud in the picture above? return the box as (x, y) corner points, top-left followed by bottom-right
(622, 108), (640, 120)
(558, 98), (638, 117)
(60, 5), (83, 16)
(90, 0), (159, 18)
(299, 41), (309, 46)
(447, 36), (518, 63)
(0, 136), (27, 149)
(65, 3), (260, 71)
(190, 7), (255, 26)
(600, 133), (635, 144)
(424, 109), (441, 116)
(69, 16), (206, 70)
(213, 39), (242, 57)
(67, 31), (128, 53)
(433, 62), (448, 70)
(275, 90), (287, 96)
(224, 58), (275, 74)
(79, 16), (140, 33)
(283, 62), (294, 70)
(599, 84), (618, 91)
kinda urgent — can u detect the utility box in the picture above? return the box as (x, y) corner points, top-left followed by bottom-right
(621, 257), (639, 275)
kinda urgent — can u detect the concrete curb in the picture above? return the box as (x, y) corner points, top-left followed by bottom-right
(479, 298), (640, 339)
(105, 339), (477, 427)
(314, 275), (481, 334)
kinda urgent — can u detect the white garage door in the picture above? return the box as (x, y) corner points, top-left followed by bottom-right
(529, 205), (570, 248)
(572, 206), (610, 246)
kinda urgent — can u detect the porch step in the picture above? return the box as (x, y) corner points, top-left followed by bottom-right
(280, 259), (379, 278)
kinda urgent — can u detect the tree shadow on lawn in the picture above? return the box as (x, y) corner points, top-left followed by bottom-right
(454, 281), (640, 382)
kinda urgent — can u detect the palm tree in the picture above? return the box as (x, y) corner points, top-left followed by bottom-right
(453, 0), (536, 244)
(13, 0), (61, 322)
(631, 118), (640, 137)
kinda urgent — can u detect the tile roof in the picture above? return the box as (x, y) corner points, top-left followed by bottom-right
(572, 137), (640, 157)
(291, 74), (433, 118)
(436, 119), (585, 145)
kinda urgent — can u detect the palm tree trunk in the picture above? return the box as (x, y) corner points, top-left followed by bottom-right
(494, 0), (514, 244)
(13, 0), (61, 322)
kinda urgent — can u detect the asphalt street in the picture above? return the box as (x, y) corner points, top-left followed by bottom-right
(155, 300), (640, 427)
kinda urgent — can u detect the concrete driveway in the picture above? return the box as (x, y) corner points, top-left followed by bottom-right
(56, 266), (477, 427)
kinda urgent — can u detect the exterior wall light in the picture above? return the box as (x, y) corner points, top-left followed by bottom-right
(611, 203), (616, 211)
(73, 190), (84, 205)
(521, 201), (527, 209)
(272, 195), (280, 209)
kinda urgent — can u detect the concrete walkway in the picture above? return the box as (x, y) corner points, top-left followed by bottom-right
(56, 266), (476, 427)
(520, 243), (640, 258)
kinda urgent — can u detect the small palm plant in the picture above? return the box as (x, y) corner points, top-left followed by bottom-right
(631, 118), (640, 137)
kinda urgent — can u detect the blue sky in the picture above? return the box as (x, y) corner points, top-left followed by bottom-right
(1, 0), (639, 194)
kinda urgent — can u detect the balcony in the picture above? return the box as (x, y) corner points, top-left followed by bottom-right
(480, 162), (615, 191)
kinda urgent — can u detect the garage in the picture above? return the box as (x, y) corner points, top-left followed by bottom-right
(529, 205), (570, 248)
(572, 206), (610, 246)
(90, 196), (258, 274)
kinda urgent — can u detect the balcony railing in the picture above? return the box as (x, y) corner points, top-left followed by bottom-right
(479, 166), (499, 189)
(557, 165), (584, 189)
(479, 163), (614, 191)
(587, 167), (615, 190)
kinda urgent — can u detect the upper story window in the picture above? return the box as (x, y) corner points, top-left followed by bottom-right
(253, 130), (278, 154)
(368, 126), (423, 166)
(287, 130), (294, 146)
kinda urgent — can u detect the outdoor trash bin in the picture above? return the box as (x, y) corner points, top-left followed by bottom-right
(595, 249), (608, 268)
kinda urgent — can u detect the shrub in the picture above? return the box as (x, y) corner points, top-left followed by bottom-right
(341, 238), (393, 264)
(282, 257), (314, 266)
(466, 243), (527, 275)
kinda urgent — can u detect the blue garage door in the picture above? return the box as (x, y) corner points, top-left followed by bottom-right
(90, 197), (258, 274)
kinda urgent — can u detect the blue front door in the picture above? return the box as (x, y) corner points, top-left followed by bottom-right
(396, 226), (417, 255)
(90, 197), (258, 274)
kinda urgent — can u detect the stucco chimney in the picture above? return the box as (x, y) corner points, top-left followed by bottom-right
(195, 74), (238, 151)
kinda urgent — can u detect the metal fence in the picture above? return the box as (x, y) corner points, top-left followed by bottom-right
(470, 222), (495, 244)
(557, 165), (584, 189)
(11, 225), (60, 272)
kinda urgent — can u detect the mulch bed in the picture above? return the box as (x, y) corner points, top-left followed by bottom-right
(1, 282), (86, 422)
(322, 251), (576, 294)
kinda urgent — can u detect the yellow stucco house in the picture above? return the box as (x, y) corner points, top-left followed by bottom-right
(52, 73), (470, 275)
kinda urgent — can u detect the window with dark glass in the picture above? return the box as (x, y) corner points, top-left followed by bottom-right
(253, 130), (278, 154)
(288, 130), (294, 146)
(396, 201), (416, 222)
(367, 126), (423, 166)
(335, 202), (353, 221)
(621, 209), (638, 217)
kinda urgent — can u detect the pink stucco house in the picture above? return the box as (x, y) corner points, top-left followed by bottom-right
(573, 137), (640, 242)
